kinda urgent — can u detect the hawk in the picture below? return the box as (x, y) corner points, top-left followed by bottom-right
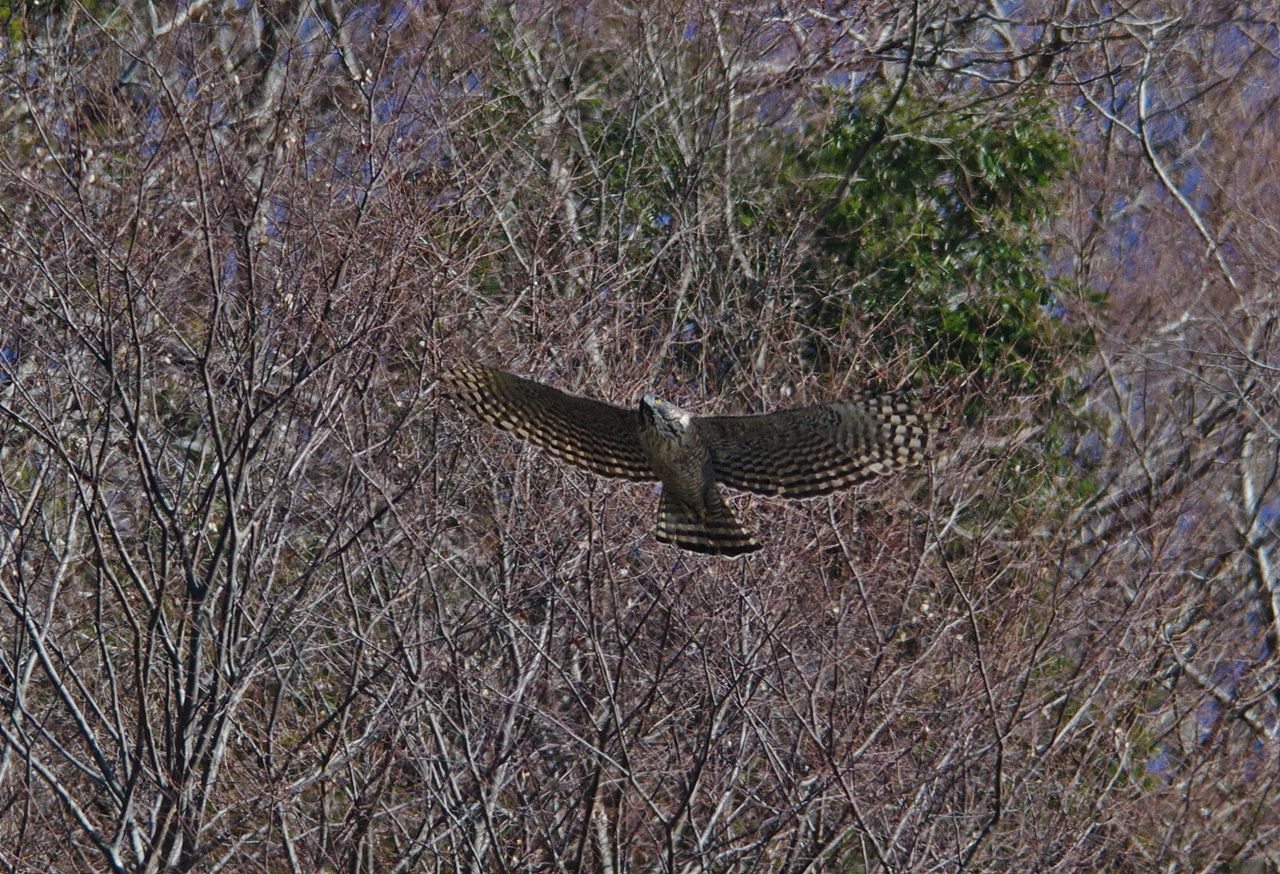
(444, 364), (937, 556)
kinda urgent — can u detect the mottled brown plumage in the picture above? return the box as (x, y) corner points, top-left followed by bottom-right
(444, 364), (937, 556)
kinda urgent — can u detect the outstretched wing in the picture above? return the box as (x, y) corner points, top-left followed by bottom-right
(697, 394), (934, 498)
(443, 364), (655, 481)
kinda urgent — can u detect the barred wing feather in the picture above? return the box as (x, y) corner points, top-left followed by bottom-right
(444, 365), (655, 481)
(698, 395), (932, 498)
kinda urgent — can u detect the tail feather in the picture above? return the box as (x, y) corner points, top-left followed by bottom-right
(655, 491), (760, 556)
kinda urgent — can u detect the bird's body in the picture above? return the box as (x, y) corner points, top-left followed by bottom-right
(637, 396), (706, 505)
(638, 395), (758, 554)
(444, 365), (937, 556)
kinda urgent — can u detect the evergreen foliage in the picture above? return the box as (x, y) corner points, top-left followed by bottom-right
(794, 91), (1086, 389)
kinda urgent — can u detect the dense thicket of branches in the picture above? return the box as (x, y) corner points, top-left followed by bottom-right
(1, 1), (1277, 871)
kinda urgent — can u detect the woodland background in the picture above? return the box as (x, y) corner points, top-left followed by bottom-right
(1, 1), (1278, 871)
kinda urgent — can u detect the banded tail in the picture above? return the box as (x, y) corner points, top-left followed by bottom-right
(655, 491), (760, 556)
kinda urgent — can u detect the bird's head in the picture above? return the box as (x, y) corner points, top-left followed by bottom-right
(640, 394), (694, 439)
